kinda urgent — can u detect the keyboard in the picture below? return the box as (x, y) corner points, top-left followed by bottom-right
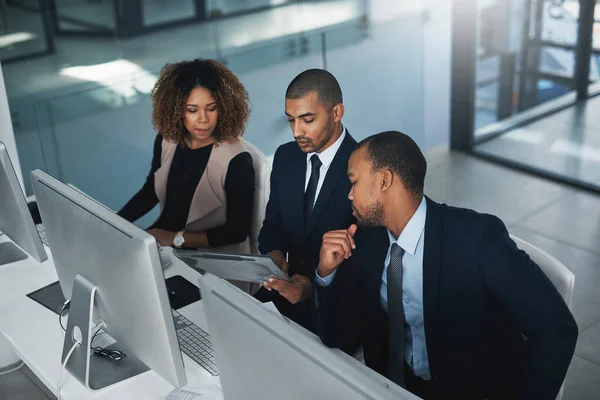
(172, 309), (218, 376)
(165, 389), (203, 400)
(36, 224), (49, 246)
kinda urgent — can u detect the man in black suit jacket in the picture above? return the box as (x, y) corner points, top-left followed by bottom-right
(256, 69), (356, 330)
(313, 131), (578, 399)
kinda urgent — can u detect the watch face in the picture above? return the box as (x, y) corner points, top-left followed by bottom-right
(173, 235), (184, 247)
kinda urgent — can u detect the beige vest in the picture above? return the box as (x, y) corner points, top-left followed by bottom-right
(154, 139), (256, 293)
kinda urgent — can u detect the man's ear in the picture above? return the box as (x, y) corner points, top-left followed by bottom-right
(381, 169), (394, 192)
(332, 103), (345, 122)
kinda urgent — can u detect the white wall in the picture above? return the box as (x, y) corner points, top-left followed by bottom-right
(0, 62), (24, 192)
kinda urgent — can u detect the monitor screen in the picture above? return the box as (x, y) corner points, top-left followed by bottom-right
(31, 169), (187, 389)
(0, 141), (46, 264)
(199, 273), (421, 400)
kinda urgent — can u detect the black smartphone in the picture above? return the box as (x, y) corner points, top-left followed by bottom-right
(165, 275), (201, 310)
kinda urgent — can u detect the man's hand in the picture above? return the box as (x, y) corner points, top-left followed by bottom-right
(267, 250), (290, 275)
(317, 224), (358, 278)
(262, 275), (312, 304)
(147, 228), (176, 246)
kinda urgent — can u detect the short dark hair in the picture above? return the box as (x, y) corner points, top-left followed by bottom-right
(357, 131), (427, 197)
(285, 69), (343, 108)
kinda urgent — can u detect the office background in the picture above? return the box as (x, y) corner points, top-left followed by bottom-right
(1, 1), (599, 399)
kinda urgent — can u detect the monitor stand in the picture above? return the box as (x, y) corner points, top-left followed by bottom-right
(63, 274), (150, 391)
(0, 242), (27, 266)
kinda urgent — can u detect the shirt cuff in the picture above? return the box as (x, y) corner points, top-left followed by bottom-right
(315, 269), (337, 287)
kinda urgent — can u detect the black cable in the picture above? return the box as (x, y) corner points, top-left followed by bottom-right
(90, 324), (102, 346)
(58, 300), (125, 362)
(58, 302), (69, 332)
(90, 325), (126, 361)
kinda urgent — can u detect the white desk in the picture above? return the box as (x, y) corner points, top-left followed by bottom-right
(0, 234), (223, 400)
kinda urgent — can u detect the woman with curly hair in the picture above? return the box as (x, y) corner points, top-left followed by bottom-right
(118, 58), (255, 258)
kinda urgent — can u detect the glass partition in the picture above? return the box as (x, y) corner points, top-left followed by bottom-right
(9, 0), (427, 228)
(451, 0), (600, 193)
(0, 0), (54, 62)
(53, 0), (117, 34)
(327, 7), (425, 147)
(205, 0), (297, 18)
(142, 0), (197, 27)
(29, 67), (174, 227)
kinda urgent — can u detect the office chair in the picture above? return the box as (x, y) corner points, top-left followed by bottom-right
(510, 234), (575, 400)
(241, 138), (271, 255)
(510, 235), (575, 311)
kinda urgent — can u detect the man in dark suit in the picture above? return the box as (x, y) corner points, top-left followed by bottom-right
(256, 69), (357, 330)
(313, 131), (578, 399)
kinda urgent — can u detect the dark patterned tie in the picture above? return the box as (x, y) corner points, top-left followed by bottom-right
(387, 243), (407, 387)
(304, 154), (322, 230)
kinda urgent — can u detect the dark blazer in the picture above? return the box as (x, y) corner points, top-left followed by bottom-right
(313, 197), (578, 400)
(258, 130), (357, 278)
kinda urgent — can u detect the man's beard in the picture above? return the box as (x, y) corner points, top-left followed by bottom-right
(303, 118), (336, 153)
(355, 199), (385, 229)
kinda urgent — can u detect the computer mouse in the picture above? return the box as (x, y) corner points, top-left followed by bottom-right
(159, 247), (172, 269)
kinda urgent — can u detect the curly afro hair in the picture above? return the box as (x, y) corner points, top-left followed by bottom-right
(151, 58), (250, 144)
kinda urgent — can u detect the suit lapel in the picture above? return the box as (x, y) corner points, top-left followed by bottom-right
(304, 131), (355, 238)
(360, 226), (389, 375)
(422, 196), (443, 379)
(364, 227), (389, 297)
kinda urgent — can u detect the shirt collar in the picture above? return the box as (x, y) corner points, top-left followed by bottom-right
(387, 196), (427, 256)
(306, 125), (346, 168)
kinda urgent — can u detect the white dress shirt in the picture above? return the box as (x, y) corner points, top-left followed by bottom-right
(304, 126), (346, 205)
(316, 197), (431, 379)
(381, 197), (430, 379)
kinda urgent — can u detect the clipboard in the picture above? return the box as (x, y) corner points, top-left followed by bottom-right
(172, 249), (290, 283)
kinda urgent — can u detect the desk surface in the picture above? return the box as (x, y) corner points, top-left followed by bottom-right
(0, 234), (223, 400)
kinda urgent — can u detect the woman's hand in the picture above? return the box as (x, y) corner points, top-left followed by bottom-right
(147, 229), (176, 246)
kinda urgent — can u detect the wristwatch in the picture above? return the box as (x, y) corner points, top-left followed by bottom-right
(173, 230), (186, 248)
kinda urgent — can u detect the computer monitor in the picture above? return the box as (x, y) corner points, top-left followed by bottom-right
(198, 273), (422, 400)
(30, 169), (187, 390)
(0, 141), (47, 265)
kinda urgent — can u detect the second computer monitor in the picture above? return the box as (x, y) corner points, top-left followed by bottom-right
(199, 273), (421, 400)
(0, 141), (46, 264)
(30, 169), (187, 389)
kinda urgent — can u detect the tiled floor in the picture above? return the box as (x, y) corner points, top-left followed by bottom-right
(1, 148), (599, 399)
(477, 94), (600, 188)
